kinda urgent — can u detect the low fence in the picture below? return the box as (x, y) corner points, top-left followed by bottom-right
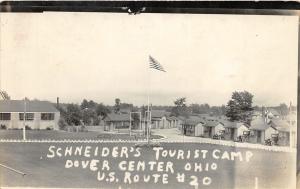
(84, 125), (105, 132)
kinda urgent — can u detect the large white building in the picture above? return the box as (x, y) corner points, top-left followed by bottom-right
(0, 100), (60, 130)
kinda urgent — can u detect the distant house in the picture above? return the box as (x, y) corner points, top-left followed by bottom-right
(0, 100), (60, 130)
(181, 116), (225, 138)
(181, 117), (205, 137)
(166, 116), (179, 128)
(203, 120), (225, 138)
(177, 116), (187, 130)
(219, 119), (250, 141)
(270, 118), (296, 146)
(150, 110), (177, 129)
(249, 118), (277, 144)
(103, 113), (131, 131)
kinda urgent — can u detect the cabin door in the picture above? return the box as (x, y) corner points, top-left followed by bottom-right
(257, 131), (262, 143)
(208, 127), (212, 138)
(230, 128), (235, 140)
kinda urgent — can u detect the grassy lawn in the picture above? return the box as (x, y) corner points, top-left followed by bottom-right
(0, 142), (296, 189)
(0, 130), (163, 140)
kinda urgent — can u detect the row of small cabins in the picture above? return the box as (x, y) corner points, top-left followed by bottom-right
(92, 109), (297, 147)
(181, 115), (296, 146)
(0, 100), (296, 146)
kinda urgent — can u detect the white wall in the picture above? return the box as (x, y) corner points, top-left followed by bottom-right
(195, 123), (204, 136)
(159, 116), (170, 128)
(237, 125), (249, 137)
(214, 124), (225, 135)
(265, 126), (278, 140)
(0, 112), (60, 130)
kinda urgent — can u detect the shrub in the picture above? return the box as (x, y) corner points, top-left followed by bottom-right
(58, 118), (67, 130)
(46, 127), (53, 130)
(80, 126), (88, 132)
(25, 125), (32, 130)
(0, 125), (7, 130)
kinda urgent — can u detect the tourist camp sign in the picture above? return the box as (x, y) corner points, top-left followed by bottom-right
(48, 144), (253, 187)
(0, 141), (296, 189)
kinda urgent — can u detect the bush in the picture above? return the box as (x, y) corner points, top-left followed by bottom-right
(58, 118), (67, 130)
(46, 127), (53, 130)
(25, 125), (32, 130)
(80, 126), (88, 132)
(0, 125), (7, 130)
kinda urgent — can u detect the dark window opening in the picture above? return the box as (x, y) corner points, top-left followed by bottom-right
(0, 113), (11, 120)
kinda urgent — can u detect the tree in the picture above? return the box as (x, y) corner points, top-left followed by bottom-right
(225, 91), (254, 123)
(82, 108), (97, 125)
(80, 99), (89, 110)
(96, 103), (110, 118)
(226, 100), (240, 121)
(279, 103), (289, 116)
(58, 118), (68, 130)
(0, 90), (10, 100)
(131, 113), (140, 129)
(114, 98), (121, 113)
(65, 104), (82, 126)
(262, 106), (266, 117)
(88, 100), (97, 109)
(81, 99), (97, 110)
(171, 97), (189, 117)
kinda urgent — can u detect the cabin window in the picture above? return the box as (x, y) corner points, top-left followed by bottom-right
(0, 113), (11, 120)
(19, 113), (34, 121)
(225, 128), (231, 134)
(115, 121), (129, 129)
(41, 113), (55, 120)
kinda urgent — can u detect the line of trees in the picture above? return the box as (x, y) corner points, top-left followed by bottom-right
(1, 90), (293, 128)
(170, 97), (226, 118)
(57, 99), (111, 129)
(57, 98), (140, 129)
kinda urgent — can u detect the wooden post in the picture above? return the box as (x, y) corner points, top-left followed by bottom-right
(23, 98), (26, 141)
(129, 112), (132, 136)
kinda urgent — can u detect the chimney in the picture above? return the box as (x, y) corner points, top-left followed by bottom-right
(56, 97), (59, 108)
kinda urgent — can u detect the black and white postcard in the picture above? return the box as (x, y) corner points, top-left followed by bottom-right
(0, 3), (298, 189)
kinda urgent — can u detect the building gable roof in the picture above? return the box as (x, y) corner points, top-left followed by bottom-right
(104, 113), (130, 122)
(151, 110), (171, 118)
(167, 116), (178, 121)
(0, 100), (59, 112)
(204, 120), (220, 127)
(270, 118), (293, 132)
(250, 118), (273, 131)
(183, 117), (205, 125)
(218, 118), (249, 129)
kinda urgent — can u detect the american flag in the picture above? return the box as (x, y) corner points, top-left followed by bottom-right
(149, 55), (166, 72)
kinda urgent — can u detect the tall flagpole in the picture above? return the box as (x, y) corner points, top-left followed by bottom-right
(146, 55), (165, 143)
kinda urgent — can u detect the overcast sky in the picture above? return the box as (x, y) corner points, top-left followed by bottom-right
(0, 13), (298, 106)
